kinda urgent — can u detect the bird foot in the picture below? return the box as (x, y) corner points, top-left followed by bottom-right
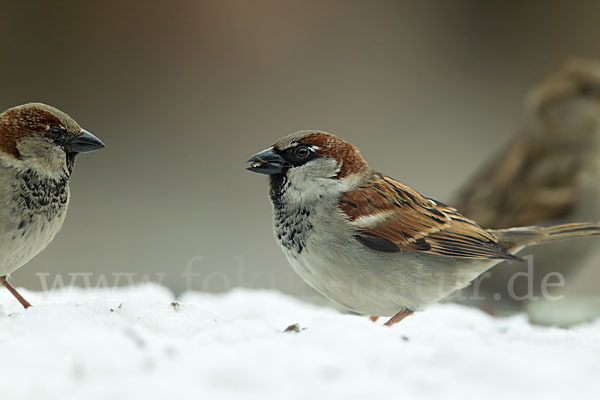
(383, 310), (413, 326)
(1, 277), (32, 309)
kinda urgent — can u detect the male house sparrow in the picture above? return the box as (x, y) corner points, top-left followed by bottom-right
(452, 58), (600, 310)
(247, 131), (600, 325)
(0, 103), (104, 309)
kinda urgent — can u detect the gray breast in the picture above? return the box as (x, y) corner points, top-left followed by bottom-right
(0, 167), (70, 276)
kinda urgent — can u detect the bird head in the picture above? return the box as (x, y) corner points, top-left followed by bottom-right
(0, 103), (105, 178)
(527, 58), (600, 135)
(247, 131), (371, 201)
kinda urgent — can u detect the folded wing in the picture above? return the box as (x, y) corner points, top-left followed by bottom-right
(338, 173), (520, 261)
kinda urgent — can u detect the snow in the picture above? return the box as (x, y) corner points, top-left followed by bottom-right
(1, 284), (599, 400)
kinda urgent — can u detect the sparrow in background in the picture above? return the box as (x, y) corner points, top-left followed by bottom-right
(0, 103), (104, 309)
(247, 131), (600, 325)
(452, 58), (600, 311)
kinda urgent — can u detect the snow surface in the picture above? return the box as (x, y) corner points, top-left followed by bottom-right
(1, 284), (599, 400)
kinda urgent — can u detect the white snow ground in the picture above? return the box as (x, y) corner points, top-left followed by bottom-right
(1, 284), (599, 400)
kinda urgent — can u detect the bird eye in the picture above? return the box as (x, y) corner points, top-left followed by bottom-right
(293, 145), (310, 159)
(578, 84), (597, 97)
(49, 127), (64, 140)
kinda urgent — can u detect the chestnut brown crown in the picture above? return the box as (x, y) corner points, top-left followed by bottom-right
(0, 103), (104, 160)
(274, 130), (370, 179)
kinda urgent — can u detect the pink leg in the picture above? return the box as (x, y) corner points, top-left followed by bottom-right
(369, 315), (380, 322)
(383, 309), (413, 326)
(1, 276), (32, 309)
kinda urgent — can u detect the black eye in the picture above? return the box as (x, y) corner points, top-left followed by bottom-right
(293, 145), (310, 159)
(49, 127), (64, 140)
(578, 84), (597, 97)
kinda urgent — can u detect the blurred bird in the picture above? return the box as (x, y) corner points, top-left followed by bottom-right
(452, 58), (600, 311)
(0, 103), (104, 309)
(247, 131), (600, 325)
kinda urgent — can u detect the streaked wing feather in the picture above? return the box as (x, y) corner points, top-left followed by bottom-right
(339, 173), (520, 261)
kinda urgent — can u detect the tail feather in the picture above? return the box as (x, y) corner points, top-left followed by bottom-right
(488, 222), (600, 253)
(542, 222), (600, 240)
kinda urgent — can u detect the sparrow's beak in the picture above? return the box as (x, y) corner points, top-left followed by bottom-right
(66, 129), (105, 153)
(247, 147), (290, 175)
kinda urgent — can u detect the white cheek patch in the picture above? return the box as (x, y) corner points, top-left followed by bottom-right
(9, 137), (69, 179)
(283, 157), (357, 203)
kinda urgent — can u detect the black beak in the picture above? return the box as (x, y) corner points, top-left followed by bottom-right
(65, 129), (105, 153)
(247, 147), (290, 175)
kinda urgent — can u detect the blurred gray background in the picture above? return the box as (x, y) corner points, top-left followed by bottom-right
(1, 0), (599, 298)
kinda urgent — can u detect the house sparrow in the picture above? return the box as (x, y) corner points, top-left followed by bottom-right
(247, 131), (600, 325)
(0, 103), (104, 309)
(452, 58), (600, 311)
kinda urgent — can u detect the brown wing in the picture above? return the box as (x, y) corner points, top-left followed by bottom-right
(339, 173), (520, 261)
(452, 134), (579, 229)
